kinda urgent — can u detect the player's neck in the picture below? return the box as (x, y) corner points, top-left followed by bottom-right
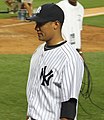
(68, 0), (77, 6)
(46, 37), (64, 46)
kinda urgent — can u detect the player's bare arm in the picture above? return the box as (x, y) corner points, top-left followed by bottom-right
(61, 118), (74, 120)
(26, 116), (29, 120)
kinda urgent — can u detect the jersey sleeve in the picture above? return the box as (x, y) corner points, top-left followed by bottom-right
(61, 56), (84, 102)
(60, 98), (77, 119)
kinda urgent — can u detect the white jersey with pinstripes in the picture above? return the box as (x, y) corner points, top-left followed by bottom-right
(26, 41), (84, 120)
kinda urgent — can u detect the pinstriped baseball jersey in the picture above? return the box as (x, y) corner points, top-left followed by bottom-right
(26, 41), (84, 120)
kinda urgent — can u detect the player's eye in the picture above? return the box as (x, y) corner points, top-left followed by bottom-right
(36, 22), (47, 27)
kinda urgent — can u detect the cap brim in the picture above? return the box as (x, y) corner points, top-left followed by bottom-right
(26, 14), (49, 23)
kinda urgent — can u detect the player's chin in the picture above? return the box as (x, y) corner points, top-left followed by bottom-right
(38, 37), (46, 41)
(38, 35), (46, 41)
(37, 35), (42, 40)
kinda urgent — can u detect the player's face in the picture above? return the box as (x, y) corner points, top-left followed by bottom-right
(35, 21), (55, 42)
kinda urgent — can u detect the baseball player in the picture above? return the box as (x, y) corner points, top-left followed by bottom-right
(21, 0), (33, 17)
(26, 3), (84, 120)
(5, 0), (14, 8)
(57, 0), (84, 56)
(5, 0), (19, 13)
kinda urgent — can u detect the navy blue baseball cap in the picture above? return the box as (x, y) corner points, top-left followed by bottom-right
(27, 3), (64, 24)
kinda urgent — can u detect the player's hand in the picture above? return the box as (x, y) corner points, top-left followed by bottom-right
(61, 118), (68, 120)
(61, 118), (74, 120)
(26, 116), (29, 120)
(79, 52), (84, 59)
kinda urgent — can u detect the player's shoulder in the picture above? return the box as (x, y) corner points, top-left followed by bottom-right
(38, 42), (45, 49)
(33, 43), (45, 54)
(61, 41), (77, 56)
(77, 2), (84, 10)
(61, 41), (83, 62)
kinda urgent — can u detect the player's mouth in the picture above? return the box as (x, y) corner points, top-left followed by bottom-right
(37, 32), (44, 40)
(37, 32), (43, 37)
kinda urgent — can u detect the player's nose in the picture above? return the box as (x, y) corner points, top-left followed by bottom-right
(34, 25), (40, 31)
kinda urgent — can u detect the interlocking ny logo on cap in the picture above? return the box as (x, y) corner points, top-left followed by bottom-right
(36, 6), (42, 14)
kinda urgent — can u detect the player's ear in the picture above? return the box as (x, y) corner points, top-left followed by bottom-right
(53, 21), (60, 30)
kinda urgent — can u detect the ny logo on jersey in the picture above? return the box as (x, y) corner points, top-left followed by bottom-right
(40, 66), (53, 86)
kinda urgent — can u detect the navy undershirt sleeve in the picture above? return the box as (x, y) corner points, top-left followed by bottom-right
(60, 98), (77, 120)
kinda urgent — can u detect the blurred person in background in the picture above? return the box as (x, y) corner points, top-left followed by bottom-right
(5, 0), (21, 13)
(21, 0), (33, 17)
(57, 0), (84, 57)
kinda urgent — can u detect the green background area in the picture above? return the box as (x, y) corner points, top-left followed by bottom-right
(79, 0), (104, 8)
(0, 53), (104, 120)
(83, 15), (104, 27)
(0, 55), (30, 120)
